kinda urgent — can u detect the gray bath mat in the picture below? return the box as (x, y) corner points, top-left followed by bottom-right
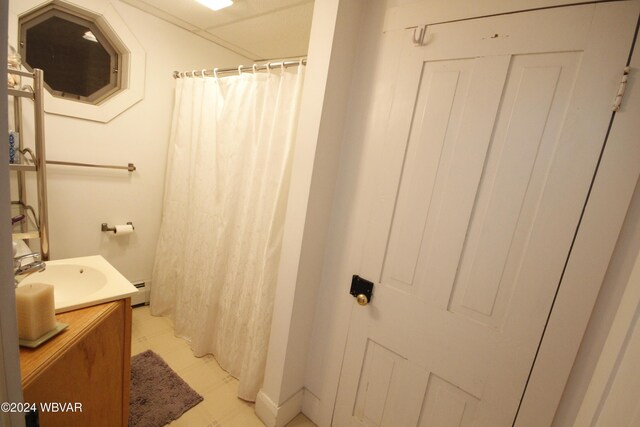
(129, 350), (203, 427)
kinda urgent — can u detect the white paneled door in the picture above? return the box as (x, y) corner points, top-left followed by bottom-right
(333, 3), (639, 426)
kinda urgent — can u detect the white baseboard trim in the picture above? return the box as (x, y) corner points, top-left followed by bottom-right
(302, 388), (321, 425)
(256, 388), (305, 427)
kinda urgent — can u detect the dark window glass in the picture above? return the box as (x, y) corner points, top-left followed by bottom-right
(20, 6), (121, 104)
(26, 16), (111, 97)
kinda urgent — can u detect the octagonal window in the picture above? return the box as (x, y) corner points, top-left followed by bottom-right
(19, 3), (122, 104)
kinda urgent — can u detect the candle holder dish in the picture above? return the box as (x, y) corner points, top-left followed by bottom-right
(18, 322), (68, 348)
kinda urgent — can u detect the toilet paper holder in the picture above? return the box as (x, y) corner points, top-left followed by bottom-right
(101, 222), (135, 233)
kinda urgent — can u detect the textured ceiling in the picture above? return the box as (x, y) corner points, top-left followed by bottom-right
(120, 0), (314, 60)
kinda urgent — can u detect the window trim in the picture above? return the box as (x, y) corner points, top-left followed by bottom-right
(12, 0), (146, 123)
(19, 4), (123, 104)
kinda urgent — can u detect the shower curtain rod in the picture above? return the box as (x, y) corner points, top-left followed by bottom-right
(172, 58), (307, 79)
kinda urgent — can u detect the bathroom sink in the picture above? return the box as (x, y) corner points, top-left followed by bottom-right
(18, 255), (137, 313)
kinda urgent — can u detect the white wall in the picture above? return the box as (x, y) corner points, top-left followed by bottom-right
(301, 2), (399, 425)
(255, 1), (367, 426)
(7, 0), (249, 283)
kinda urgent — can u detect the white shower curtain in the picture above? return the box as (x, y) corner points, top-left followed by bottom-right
(151, 64), (305, 401)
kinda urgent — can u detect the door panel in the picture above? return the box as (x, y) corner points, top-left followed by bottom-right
(382, 58), (472, 293)
(449, 51), (579, 328)
(334, 3), (639, 426)
(419, 373), (479, 427)
(383, 56), (509, 298)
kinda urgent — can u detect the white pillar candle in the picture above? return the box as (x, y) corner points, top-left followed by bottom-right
(15, 283), (56, 341)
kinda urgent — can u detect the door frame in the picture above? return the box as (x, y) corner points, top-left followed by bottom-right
(1, 0), (27, 426)
(514, 8), (640, 425)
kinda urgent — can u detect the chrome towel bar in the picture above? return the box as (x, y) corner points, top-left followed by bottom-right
(46, 160), (136, 172)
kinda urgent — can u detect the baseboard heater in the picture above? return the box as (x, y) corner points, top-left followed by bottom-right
(131, 281), (150, 307)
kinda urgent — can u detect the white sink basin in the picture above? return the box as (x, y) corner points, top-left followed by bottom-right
(19, 255), (137, 313)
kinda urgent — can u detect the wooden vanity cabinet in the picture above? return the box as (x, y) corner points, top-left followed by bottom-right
(19, 299), (132, 426)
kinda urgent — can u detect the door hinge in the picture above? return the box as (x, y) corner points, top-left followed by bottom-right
(612, 66), (631, 112)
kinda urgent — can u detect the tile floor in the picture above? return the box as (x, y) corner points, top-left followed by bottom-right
(131, 305), (316, 427)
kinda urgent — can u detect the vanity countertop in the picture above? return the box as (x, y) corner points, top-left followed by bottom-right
(20, 301), (123, 388)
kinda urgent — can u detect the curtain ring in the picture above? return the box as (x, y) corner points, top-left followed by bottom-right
(280, 61), (285, 75)
(238, 65), (243, 76)
(200, 69), (207, 78)
(252, 64), (258, 73)
(191, 70), (196, 78)
(213, 68), (219, 79)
